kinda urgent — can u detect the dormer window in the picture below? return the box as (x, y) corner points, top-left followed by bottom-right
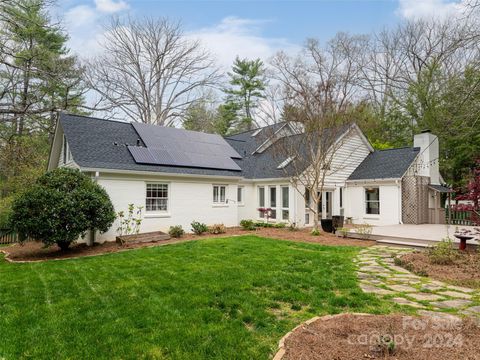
(277, 156), (294, 169)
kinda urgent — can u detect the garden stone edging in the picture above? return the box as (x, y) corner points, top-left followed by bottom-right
(0, 237), (204, 263)
(272, 313), (372, 360)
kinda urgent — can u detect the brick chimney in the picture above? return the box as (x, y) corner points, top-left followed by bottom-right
(413, 130), (440, 185)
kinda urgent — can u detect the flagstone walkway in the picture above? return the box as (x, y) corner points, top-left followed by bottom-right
(356, 245), (480, 318)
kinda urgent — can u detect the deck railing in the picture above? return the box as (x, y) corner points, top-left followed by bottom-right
(446, 209), (480, 226)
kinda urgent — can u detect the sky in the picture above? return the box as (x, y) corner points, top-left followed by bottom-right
(55, 0), (470, 68)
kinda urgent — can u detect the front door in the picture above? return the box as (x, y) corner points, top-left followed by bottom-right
(325, 191), (332, 219)
(317, 191), (333, 219)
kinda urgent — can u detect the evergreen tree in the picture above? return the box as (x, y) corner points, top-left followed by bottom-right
(0, 0), (86, 221)
(224, 57), (267, 132)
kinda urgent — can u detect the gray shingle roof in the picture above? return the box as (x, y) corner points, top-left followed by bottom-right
(347, 147), (420, 180)
(61, 114), (416, 181)
(60, 114), (242, 177)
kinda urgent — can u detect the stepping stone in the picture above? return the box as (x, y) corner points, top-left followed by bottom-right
(388, 265), (410, 274)
(461, 305), (480, 314)
(420, 283), (444, 291)
(390, 278), (421, 285)
(361, 266), (390, 273)
(465, 306), (480, 314)
(388, 284), (418, 293)
(391, 273), (419, 278)
(438, 291), (472, 300)
(418, 310), (462, 323)
(447, 285), (475, 294)
(430, 299), (473, 309)
(361, 279), (383, 285)
(360, 284), (395, 295)
(356, 272), (371, 279)
(392, 297), (425, 308)
(408, 293), (444, 301)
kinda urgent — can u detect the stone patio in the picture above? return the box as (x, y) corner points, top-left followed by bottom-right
(356, 245), (480, 317)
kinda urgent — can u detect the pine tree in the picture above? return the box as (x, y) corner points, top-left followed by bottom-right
(224, 57), (267, 132)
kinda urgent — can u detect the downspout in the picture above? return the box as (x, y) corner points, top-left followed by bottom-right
(397, 179), (403, 224)
(88, 171), (101, 246)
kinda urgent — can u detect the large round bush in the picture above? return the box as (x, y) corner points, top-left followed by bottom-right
(10, 168), (116, 250)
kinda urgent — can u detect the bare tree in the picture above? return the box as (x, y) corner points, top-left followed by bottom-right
(357, 17), (480, 131)
(270, 34), (366, 230)
(86, 17), (221, 126)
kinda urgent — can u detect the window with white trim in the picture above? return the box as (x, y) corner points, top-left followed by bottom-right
(269, 186), (277, 219)
(213, 185), (227, 204)
(281, 186), (289, 220)
(146, 183), (168, 212)
(237, 186), (244, 204)
(365, 187), (380, 215)
(258, 186), (265, 217)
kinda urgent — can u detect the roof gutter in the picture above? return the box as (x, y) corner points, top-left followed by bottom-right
(79, 167), (244, 180)
(345, 177), (402, 184)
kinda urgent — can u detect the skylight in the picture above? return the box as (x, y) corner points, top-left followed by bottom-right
(277, 156), (294, 169)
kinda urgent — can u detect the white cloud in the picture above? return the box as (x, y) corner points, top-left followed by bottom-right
(188, 16), (300, 70)
(64, 0), (129, 56)
(397, 0), (469, 20)
(65, 5), (98, 29)
(95, 0), (129, 13)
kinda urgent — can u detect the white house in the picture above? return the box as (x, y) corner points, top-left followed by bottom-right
(48, 114), (449, 243)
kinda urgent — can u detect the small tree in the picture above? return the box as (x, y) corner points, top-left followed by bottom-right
(455, 159), (480, 225)
(10, 168), (116, 250)
(270, 35), (365, 230)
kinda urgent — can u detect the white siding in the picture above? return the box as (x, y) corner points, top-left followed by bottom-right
(323, 130), (371, 187)
(344, 181), (402, 226)
(94, 173), (240, 242)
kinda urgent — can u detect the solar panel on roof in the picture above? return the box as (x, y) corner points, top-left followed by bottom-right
(129, 123), (242, 171)
(133, 123), (241, 157)
(128, 146), (241, 171)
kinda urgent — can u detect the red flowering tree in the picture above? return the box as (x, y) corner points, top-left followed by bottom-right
(454, 159), (480, 225)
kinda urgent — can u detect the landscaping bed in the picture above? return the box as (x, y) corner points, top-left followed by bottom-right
(398, 250), (480, 289)
(1, 227), (373, 262)
(279, 313), (480, 360)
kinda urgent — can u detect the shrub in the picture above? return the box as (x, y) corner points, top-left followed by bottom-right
(240, 219), (256, 230)
(311, 228), (320, 236)
(336, 227), (349, 237)
(209, 224), (226, 234)
(117, 204), (143, 236)
(356, 223), (373, 239)
(10, 168), (115, 251)
(191, 221), (208, 235)
(427, 237), (458, 264)
(274, 222), (287, 229)
(168, 225), (185, 238)
(254, 221), (274, 228)
(288, 222), (298, 231)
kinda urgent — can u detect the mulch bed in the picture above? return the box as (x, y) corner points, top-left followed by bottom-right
(399, 251), (480, 288)
(280, 313), (480, 360)
(0, 227), (373, 262)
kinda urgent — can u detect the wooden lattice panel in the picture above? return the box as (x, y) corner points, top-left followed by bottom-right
(402, 176), (429, 224)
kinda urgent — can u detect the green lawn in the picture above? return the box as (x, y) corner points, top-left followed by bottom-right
(0, 236), (394, 359)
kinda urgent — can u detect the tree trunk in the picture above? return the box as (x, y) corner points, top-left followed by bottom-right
(57, 241), (71, 251)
